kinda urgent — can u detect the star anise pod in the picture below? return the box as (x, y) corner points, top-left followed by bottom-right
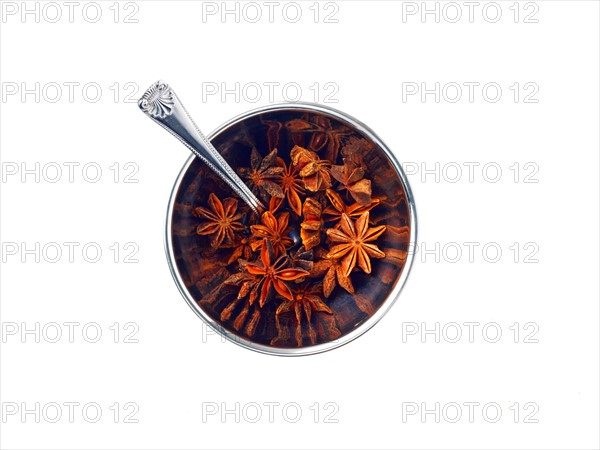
(239, 147), (284, 201)
(300, 197), (323, 251)
(275, 282), (333, 346)
(285, 115), (351, 162)
(194, 193), (245, 248)
(290, 145), (332, 192)
(310, 249), (355, 298)
(222, 234), (254, 265)
(323, 189), (380, 226)
(326, 212), (386, 277)
(308, 115), (351, 161)
(289, 246), (314, 281)
(219, 270), (262, 336)
(250, 210), (293, 256)
(269, 157), (304, 216)
(246, 239), (309, 307)
(331, 157), (372, 206)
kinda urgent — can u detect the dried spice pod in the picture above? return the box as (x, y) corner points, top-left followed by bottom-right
(326, 212), (387, 277)
(238, 147), (284, 202)
(269, 157), (304, 216)
(323, 189), (381, 226)
(290, 145), (332, 192)
(250, 211), (294, 256)
(289, 246), (314, 275)
(245, 239), (309, 307)
(310, 255), (355, 298)
(167, 104), (416, 355)
(300, 197), (323, 251)
(194, 193), (245, 248)
(285, 114), (351, 162)
(330, 157), (372, 206)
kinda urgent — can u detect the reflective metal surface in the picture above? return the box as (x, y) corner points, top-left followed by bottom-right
(138, 80), (264, 215)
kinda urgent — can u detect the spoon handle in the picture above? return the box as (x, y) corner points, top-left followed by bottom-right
(137, 80), (264, 215)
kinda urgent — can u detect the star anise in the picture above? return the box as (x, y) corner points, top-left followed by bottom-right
(194, 193), (245, 248)
(250, 210), (293, 256)
(285, 115), (351, 162)
(300, 197), (323, 251)
(269, 157), (304, 216)
(289, 246), (314, 279)
(275, 282), (333, 346)
(331, 157), (372, 206)
(290, 145), (332, 192)
(246, 239), (309, 307)
(239, 147), (284, 201)
(323, 189), (380, 226)
(326, 212), (386, 277)
(222, 234), (254, 265)
(218, 271), (262, 336)
(310, 254), (355, 298)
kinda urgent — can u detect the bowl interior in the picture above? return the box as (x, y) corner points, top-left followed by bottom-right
(169, 106), (412, 351)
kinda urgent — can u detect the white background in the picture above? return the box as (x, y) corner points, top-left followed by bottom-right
(1, 1), (599, 449)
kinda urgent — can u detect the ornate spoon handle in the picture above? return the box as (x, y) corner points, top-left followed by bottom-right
(137, 80), (264, 215)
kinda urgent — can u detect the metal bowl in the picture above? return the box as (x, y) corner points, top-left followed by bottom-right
(165, 102), (417, 356)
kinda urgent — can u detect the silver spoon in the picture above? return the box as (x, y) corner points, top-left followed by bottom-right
(137, 80), (264, 215)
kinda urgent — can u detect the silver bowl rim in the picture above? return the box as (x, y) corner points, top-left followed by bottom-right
(165, 101), (417, 356)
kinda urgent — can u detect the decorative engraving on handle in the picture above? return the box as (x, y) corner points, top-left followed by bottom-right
(137, 80), (265, 215)
(138, 81), (174, 119)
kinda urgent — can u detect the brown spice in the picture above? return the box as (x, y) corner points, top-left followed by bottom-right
(239, 147), (284, 201)
(326, 212), (387, 277)
(180, 114), (407, 348)
(250, 210), (294, 256)
(290, 145), (332, 192)
(245, 239), (309, 307)
(194, 193), (245, 248)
